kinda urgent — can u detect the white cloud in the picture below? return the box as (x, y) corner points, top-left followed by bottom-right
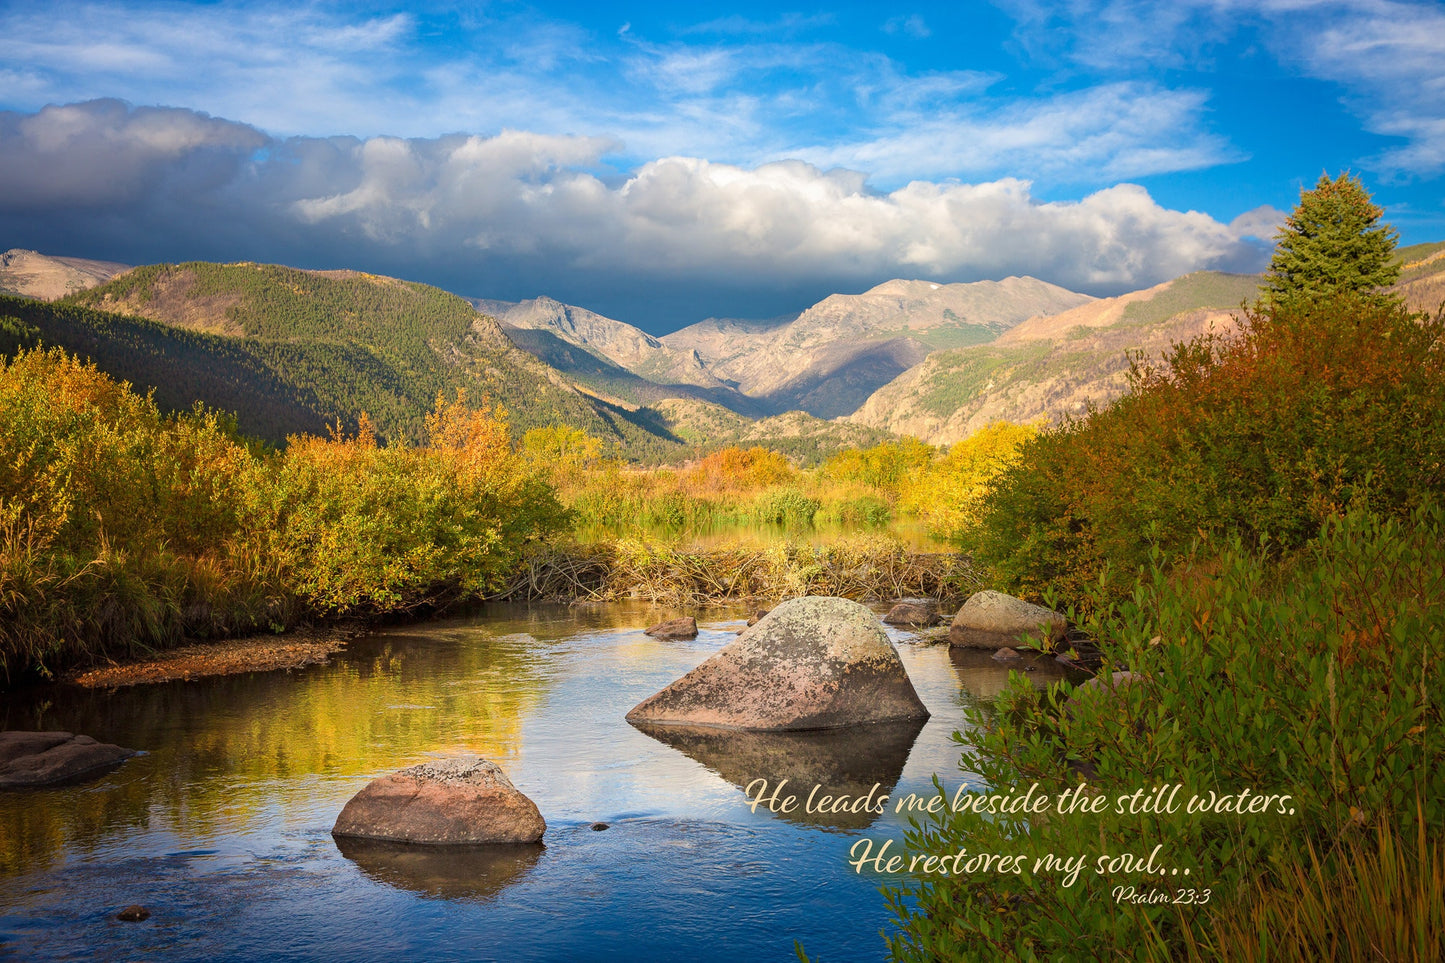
(0, 101), (1263, 307)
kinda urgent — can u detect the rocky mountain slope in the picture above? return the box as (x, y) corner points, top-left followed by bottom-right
(1394, 241), (1445, 312)
(472, 295), (766, 415)
(661, 276), (1093, 418)
(0, 248), (130, 300)
(848, 272), (1261, 444)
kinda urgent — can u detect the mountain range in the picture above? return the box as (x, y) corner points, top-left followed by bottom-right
(3, 242), (1442, 456)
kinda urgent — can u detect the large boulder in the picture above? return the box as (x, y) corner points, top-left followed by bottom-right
(0, 731), (135, 788)
(626, 596), (929, 731)
(332, 758), (545, 845)
(949, 591), (1067, 650)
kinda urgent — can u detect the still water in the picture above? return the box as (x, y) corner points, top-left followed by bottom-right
(0, 602), (1077, 962)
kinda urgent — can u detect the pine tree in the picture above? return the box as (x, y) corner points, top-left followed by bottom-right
(1262, 172), (1400, 309)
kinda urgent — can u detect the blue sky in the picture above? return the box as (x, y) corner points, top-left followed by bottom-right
(2, 0), (1442, 330)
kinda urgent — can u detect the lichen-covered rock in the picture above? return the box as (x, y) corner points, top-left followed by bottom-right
(882, 600), (940, 627)
(332, 758), (545, 845)
(0, 731), (135, 788)
(626, 596), (929, 731)
(949, 590), (1067, 650)
(645, 617), (698, 640)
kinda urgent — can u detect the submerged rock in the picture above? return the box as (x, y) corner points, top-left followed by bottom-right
(626, 596), (929, 731)
(115, 905), (150, 922)
(332, 757), (545, 845)
(645, 617), (699, 640)
(949, 591), (1067, 650)
(882, 600), (940, 627)
(0, 731), (136, 788)
(991, 647), (1021, 662)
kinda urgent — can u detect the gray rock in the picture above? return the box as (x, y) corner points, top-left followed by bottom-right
(949, 590), (1067, 650)
(332, 757), (545, 845)
(0, 731), (135, 788)
(1063, 671), (1149, 721)
(882, 601), (940, 627)
(626, 596), (930, 731)
(645, 617), (698, 640)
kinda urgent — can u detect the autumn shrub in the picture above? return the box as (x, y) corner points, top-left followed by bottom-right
(824, 438), (935, 493)
(0, 353), (572, 679)
(0, 348), (286, 678)
(900, 420), (1039, 541)
(681, 445), (793, 493)
(883, 503), (1445, 960)
(266, 395), (570, 614)
(968, 295), (1445, 603)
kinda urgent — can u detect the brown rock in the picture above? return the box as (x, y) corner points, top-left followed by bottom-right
(949, 591), (1067, 650)
(882, 601), (940, 627)
(645, 617), (698, 640)
(116, 905), (150, 922)
(332, 758), (545, 845)
(0, 731), (136, 788)
(626, 596), (930, 731)
(991, 647), (1021, 662)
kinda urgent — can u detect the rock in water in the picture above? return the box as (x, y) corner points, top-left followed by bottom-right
(0, 731), (136, 788)
(645, 617), (698, 640)
(332, 758), (545, 845)
(949, 590), (1067, 650)
(626, 596), (929, 730)
(882, 600), (940, 627)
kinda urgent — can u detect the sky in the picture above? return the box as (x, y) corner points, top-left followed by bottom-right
(1, 0), (1443, 332)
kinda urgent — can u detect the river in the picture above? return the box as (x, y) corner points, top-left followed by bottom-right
(0, 601), (1079, 962)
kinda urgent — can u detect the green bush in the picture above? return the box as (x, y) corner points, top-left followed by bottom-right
(883, 503), (1444, 960)
(749, 488), (822, 528)
(968, 295), (1445, 605)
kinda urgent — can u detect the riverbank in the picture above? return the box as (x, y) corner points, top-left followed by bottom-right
(62, 619), (373, 688)
(25, 538), (975, 690)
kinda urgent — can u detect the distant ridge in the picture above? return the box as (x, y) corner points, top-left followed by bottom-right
(0, 249), (131, 300)
(848, 271), (1262, 444)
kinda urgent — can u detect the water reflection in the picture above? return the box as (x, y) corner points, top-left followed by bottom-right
(334, 837), (545, 902)
(630, 718), (925, 830)
(949, 648), (1084, 700)
(0, 619), (558, 877)
(0, 603), (987, 962)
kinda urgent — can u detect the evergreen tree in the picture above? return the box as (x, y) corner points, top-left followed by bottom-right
(1262, 172), (1400, 309)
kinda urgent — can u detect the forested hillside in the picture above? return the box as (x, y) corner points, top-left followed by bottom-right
(0, 262), (684, 454)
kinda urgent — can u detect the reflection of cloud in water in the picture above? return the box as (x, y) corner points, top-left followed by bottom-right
(949, 649), (1085, 701)
(335, 837), (544, 903)
(629, 719), (925, 830)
